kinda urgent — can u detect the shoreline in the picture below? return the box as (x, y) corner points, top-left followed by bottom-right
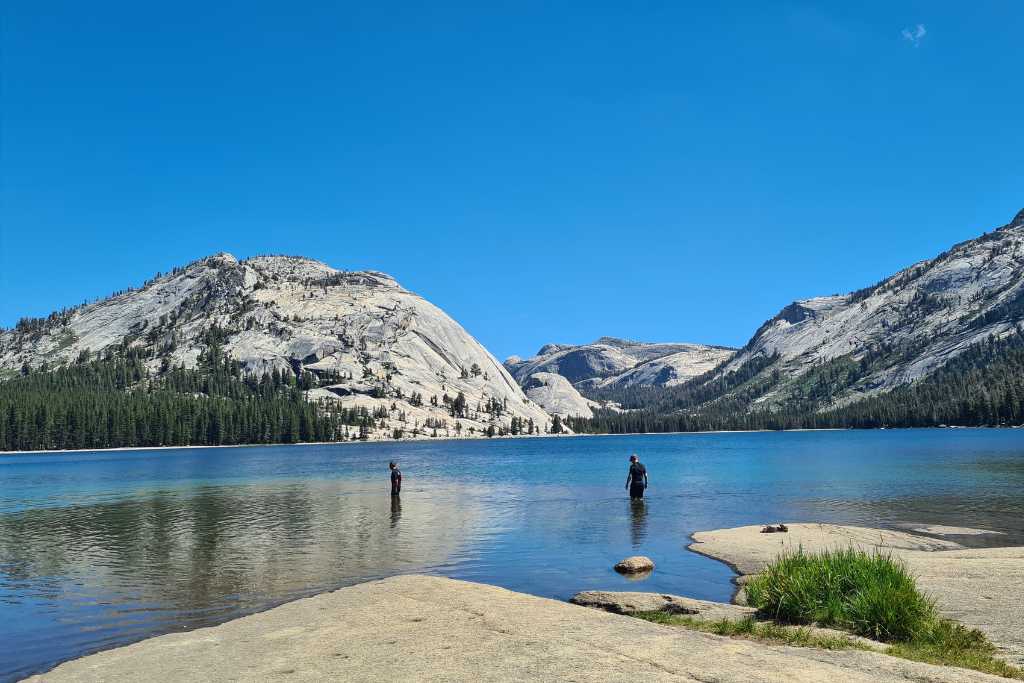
(23, 523), (1023, 682)
(2, 424), (1015, 457)
(688, 523), (1024, 667)
(28, 575), (1002, 683)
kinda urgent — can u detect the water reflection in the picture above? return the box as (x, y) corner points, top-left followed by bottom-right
(0, 482), (489, 681)
(2, 430), (1022, 681)
(390, 494), (403, 529)
(629, 499), (648, 549)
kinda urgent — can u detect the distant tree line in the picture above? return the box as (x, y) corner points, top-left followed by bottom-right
(6, 326), (1023, 450)
(0, 346), (375, 452)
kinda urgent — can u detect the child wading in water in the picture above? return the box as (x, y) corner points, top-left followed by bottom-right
(389, 461), (402, 496)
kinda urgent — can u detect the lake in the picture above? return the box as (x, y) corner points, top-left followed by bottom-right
(2, 429), (1023, 680)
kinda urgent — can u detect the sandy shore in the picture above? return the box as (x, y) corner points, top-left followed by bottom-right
(25, 575), (1008, 682)
(689, 523), (1024, 667)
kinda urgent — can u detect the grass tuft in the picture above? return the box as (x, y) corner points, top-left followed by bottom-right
(744, 547), (931, 642)
(888, 619), (1024, 680)
(739, 547), (1024, 679)
(634, 612), (865, 651)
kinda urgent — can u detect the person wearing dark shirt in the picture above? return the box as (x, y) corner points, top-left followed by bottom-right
(389, 461), (402, 496)
(625, 454), (647, 500)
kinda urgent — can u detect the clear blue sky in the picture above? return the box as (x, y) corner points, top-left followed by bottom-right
(1, 2), (1021, 360)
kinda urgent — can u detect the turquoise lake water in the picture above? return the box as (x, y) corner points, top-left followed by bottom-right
(2, 429), (1023, 680)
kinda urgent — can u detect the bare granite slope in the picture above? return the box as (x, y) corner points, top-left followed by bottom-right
(506, 337), (736, 389)
(504, 337), (735, 416)
(26, 575), (1008, 682)
(0, 254), (555, 439)
(706, 209), (1024, 410)
(521, 371), (600, 418)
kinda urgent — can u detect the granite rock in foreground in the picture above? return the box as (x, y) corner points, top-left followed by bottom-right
(689, 523), (1024, 667)
(28, 575), (1007, 682)
(570, 590), (755, 620)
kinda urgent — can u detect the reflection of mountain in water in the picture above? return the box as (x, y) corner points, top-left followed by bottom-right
(0, 482), (496, 609)
(0, 481), (495, 678)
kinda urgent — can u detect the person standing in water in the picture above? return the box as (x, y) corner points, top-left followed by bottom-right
(625, 454), (647, 499)
(389, 461), (402, 496)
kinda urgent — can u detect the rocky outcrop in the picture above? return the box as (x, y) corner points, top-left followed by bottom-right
(614, 556), (655, 573)
(569, 590), (886, 650)
(505, 337), (736, 391)
(28, 575), (1008, 682)
(570, 590), (755, 621)
(700, 209), (1024, 410)
(594, 346), (738, 389)
(0, 254), (557, 440)
(522, 372), (600, 418)
(689, 523), (1024, 666)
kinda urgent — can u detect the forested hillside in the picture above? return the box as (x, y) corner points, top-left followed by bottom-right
(566, 209), (1024, 433)
(5, 211), (1024, 448)
(569, 326), (1024, 433)
(0, 346), (360, 451)
(0, 253), (556, 450)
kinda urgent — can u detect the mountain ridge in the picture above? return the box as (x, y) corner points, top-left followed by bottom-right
(573, 208), (1024, 431)
(1, 253), (557, 445)
(502, 336), (736, 417)
(5, 208), (1024, 447)
(721, 208), (1024, 408)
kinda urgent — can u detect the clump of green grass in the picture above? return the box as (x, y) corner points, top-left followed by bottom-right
(744, 547), (931, 642)
(634, 613), (865, 651)
(741, 547), (1024, 679)
(890, 619), (1024, 680)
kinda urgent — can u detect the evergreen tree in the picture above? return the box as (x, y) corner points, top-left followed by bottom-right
(550, 414), (563, 434)
(452, 391), (467, 418)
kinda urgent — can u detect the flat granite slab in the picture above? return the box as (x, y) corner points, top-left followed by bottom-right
(568, 591), (885, 650)
(569, 590), (757, 621)
(689, 523), (1024, 667)
(27, 575), (1008, 682)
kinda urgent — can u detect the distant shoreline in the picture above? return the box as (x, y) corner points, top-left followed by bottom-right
(2, 424), (1017, 456)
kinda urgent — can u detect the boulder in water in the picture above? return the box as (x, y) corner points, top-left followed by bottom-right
(614, 556), (655, 574)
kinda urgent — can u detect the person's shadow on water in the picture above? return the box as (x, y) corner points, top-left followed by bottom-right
(630, 498), (648, 549)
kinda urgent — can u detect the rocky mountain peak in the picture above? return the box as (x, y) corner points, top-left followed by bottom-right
(1006, 208), (1024, 230)
(711, 208), (1024, 408)
(1, 254), (556, 440)
(591, 337), (634, 348)
(536, 343), (569, 356)
(505, 337), (737, 401)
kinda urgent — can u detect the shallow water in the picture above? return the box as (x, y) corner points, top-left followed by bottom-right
(2, 429), (1023, 680)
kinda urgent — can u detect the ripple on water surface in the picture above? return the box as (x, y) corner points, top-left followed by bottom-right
(1, 429), (1023, 681)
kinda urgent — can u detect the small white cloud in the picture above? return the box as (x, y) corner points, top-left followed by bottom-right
(901, 24), (927, 47)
